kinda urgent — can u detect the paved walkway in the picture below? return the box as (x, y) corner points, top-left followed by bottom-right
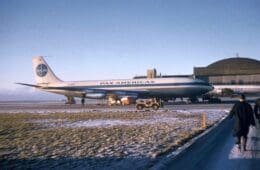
(163, 118), (260, 170)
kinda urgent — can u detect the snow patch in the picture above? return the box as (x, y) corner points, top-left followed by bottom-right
(32, 116), (179, 128)
(29, 109), (228, 128)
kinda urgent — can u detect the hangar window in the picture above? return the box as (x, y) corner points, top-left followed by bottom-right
(231, 80), (236, 85)
(238, 80), (244, 85)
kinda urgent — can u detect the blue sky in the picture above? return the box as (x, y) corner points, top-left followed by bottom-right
(1, 0), (260, 91)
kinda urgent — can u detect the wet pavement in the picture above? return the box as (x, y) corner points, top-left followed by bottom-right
(158, 114), (260, 170)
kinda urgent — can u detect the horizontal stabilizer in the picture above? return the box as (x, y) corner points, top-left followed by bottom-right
(16, 83), (41, 88)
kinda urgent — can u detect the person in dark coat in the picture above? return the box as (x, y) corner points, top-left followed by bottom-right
(254, 98), (260, 123)
(229, 94), (255, 150)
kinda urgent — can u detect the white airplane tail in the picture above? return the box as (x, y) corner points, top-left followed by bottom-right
(32, 56), (62, 85)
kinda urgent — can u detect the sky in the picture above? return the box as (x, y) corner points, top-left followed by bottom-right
(1, 0), (260, 94)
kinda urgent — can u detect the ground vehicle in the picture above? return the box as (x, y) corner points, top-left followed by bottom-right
(135, 98), (162, 110)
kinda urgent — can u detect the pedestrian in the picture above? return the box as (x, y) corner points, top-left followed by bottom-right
(229, 94), (255, 151)
(81, 98), (85, 106)
(254, 98), (260, 123)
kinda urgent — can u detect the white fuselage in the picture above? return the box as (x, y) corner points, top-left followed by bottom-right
(19, 56), (214, 100)
(41, 77), (213, 99)
(212, 84), (260, 96)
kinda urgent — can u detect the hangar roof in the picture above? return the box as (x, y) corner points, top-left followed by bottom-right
(194, 57), (260, 76)
(207, 57), (260, 69)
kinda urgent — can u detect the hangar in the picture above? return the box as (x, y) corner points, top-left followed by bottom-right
(193, 57), (260, 85)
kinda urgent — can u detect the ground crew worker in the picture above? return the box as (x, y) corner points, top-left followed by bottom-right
(254, 98), (260, 123)
(229, 94), (255, 151)
(81, 98), (85, 106)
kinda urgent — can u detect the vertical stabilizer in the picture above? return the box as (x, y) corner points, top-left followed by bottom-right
(32, 56), (62, 85)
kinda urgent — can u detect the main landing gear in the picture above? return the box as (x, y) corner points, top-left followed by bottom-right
(65, 96), (76, 105)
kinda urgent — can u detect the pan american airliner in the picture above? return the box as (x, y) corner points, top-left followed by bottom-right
(17, 56), (213, 104)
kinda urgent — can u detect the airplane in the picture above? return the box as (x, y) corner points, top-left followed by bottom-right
(17, 56), (214, 104)
(209, 85), (260, 97)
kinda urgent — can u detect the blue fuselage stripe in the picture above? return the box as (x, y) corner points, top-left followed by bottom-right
(74, 82), (210, 89)
(45, 82), (211, 92)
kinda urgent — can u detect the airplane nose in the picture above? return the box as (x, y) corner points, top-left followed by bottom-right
(207, 83), (214, 92)
(200, 82), (214, 94)
(208, 83), (214, 91)
(202, 82), (214, 92)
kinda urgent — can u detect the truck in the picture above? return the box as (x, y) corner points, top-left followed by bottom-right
(135, 98), (163, 110)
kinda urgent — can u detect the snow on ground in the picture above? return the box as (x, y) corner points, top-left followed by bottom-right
(174, 109), (229, 121)
(32, 116), (178, 128)
(30, 109), (229, 128)
(0, 103), (231, 169)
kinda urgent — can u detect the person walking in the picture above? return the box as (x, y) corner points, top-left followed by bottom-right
(229, 94), (255, 151)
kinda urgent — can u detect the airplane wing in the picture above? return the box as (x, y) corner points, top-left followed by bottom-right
(48, 86), (142, 98)
(16, 83), (142, 99)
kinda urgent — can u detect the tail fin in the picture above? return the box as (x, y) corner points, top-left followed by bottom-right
(32, 56), (62, 85)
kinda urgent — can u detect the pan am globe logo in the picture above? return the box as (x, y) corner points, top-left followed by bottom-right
(36, 64), (48, 77)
